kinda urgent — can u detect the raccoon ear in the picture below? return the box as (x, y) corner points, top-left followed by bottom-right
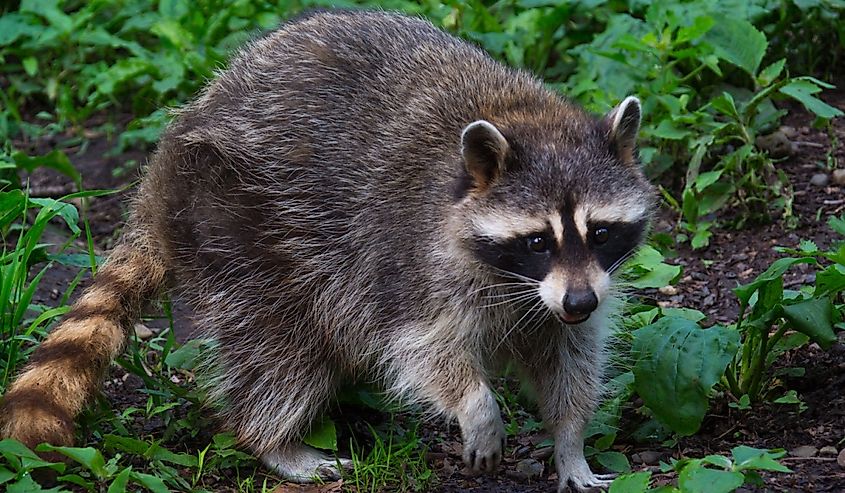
(605, 96), (641, 164)
(461, 120), (509, 191)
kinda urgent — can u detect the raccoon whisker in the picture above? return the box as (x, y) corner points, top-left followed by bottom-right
(487, 266), (541, 285)
(482, 288), (538, 300)
(493, 297), (545, 353)
(608, 247), (639, 274)
(480, 292), (539, 309)
(468, 282), (536, 296)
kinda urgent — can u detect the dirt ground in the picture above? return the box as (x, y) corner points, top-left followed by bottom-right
(16, 95), (845, 492)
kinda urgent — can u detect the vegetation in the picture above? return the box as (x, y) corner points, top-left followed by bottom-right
(1, 0), (843, 492)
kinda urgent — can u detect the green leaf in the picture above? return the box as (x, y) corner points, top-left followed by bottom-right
(661, 307), (706, 322)
(108, 467), (132, 493)
(704, 18), (767, 75)
(732, 446), (791, 472)
(632, 318), (740, 435)
(6, 475), (65, 493)
(30, 198), (81, 235)
(679, 466), (744, 493)
(609, 471), (651, 493)
(816, 264), (845, 296)
(36, 445), (108, 479)
(0, 439), (65, 473)
(0, 466), (15, 484)
(782, 297), (836, 349)
(0, 13), (43, 45)
(757, 59), (785, 87)
(827, 215), (845, 236)
(130, 472), (170, 493)
(303, 417), (338, 451)
(733, 257), (816, 305)
(22, 57), (38, 77)
(12, 151), (81, 189)
(780, 80), (845, 119)
(596, 451), (631, 473)
(676, 15), (715, 44)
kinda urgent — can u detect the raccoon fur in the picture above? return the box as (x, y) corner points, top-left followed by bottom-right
(0, 10), (655, 492)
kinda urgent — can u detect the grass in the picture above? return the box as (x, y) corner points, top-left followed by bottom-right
(0, 0), (843, 492)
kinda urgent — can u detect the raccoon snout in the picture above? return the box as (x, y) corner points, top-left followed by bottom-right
(562, 289), (598, 322)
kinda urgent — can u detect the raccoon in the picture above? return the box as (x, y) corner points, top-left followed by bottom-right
(0, 10), (654, 492)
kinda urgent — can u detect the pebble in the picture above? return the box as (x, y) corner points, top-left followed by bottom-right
(810, 173), (829, 187)
(789, 445), (818, 458)
(658, 285), (678, 296)
(780, 125), (798, 138)
(820, 446), (838, 456)
(833, 169), (845, 186)
(134, 323), (154, 340)
(632, 451), (661, 465)
(839, 449), (845, 469)
(512, 459), (544, 480)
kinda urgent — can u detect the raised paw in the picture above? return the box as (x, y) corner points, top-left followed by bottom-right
(262, 443), (353, 483)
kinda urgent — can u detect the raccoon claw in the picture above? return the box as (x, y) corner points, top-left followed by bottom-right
(262, 444), (352, 483)
(557, 469), (614, 492)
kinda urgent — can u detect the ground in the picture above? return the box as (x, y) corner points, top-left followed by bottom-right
(16, 95), (845, 492)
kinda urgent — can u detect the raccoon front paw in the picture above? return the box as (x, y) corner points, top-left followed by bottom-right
(262, 443), (352, 483)
(556, 459), (615, 492)
(457, 384), (506, 474)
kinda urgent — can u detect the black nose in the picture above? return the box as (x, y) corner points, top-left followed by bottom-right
(563, 289), (598, 316)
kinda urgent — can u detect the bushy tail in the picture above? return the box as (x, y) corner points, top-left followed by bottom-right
(0, 229), (168, 449)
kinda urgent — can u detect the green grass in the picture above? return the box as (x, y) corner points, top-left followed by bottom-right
(0, 0), (843, 492)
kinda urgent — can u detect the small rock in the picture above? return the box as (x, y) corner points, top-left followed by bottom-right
(811, 173), (830, 187)
(658, 285), (678, 296)
(134, 323), (154, 340)
(820, 446), (838, 456)
(632, 451), (661, 465)
(780, 125), (798, 138)
(789, 445), (818, 458)
(515, 458), (544, 479)
(756, 130), (795, 158)
(530, 446), (554, 461)
(833, 169), (845, 186)
(800, 126), (810, 135)
(838, 449), (845, 469)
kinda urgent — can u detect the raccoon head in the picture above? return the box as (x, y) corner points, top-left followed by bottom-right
(456, 96), (654, 325)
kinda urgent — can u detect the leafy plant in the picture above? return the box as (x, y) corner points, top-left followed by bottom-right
(609, 446), (790, 493)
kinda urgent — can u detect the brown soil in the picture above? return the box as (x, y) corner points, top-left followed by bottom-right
(15, 94), (845, 492)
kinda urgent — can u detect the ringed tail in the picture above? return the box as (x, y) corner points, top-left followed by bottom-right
(0, 229), (167, 449)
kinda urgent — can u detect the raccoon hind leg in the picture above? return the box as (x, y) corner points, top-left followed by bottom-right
(262, 443), (353, 483)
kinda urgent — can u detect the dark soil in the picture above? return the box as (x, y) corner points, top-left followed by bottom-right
(16, 95), (845, 492)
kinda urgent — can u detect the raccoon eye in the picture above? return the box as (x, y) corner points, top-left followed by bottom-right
(594, 227), (609, 245)
(526, 235), (548, 253)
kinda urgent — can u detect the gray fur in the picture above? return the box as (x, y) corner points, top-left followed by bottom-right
(127, 10), (654, 491)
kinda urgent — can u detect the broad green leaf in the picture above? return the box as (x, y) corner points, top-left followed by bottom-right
(704, 18), (767, 75)
(782, 297), (836, 349)
(828, 215), (845, 237)
(732, 446), (791, 472)
(596, 451), (631, 473)
(609, 471), (651, 493)
(816, 264), (845, 296)
(108, 467), (132, 493)
(733, 257), (816, 304)
(679, 466), (744, 493)
(694, 170), (722, 191)
(0, 466), (15, 484)
(650, 119), (690, 140)
(676, 15), (714, 44)
(661, 307), (706, 322)
(0, 439), (65, 473)
(757, 59), (786, 87)
(0, 13), (42, 45)
(701, 454), (732, 469)
(30, 198), (81, 235)
(36, 445), (108, 479)
(632, 318), (740, 435)
(130, 472), (169, 493)
(6, 475), (65, 493)
(12, 151), (81, 189)
(304, 417), (338, 451)
(780, 80), (844, 119)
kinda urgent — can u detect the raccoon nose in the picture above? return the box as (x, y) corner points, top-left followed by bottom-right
(563, 289), (598, 316)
